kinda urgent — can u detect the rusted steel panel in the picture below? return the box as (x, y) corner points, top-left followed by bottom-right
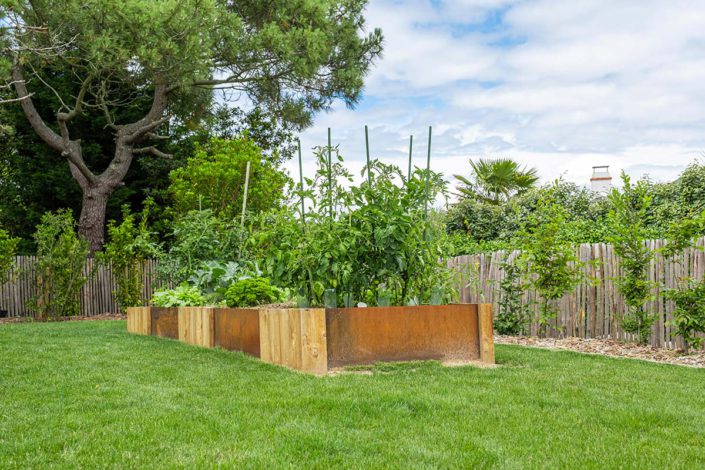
(151, 307), (179, 339)
(213, 308), (261, 357)
(326, 304), (481, 367)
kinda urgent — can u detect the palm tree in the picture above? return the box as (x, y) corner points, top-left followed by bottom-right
(454, 158), (539, 204)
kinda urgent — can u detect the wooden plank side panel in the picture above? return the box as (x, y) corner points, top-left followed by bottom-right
(258, 308), (327, 374)
(301, 308), (327, 375)
(478, 304), (495, 364)
(178, 307), (214, 348)
(126, 306), (150, 335)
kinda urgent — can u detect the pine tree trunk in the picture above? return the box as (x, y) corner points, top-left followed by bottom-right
(78, 186), (111, 253)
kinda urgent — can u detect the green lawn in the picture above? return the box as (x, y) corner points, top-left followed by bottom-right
(0, 321), (703, 468)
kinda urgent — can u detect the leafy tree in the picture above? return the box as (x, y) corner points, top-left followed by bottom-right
(518, 196), (583, 336)
(454, 158), (538, 204)
(28, 210), (89, 320)
(1, 0), (383, 251)
(607, 173), (656, 345)
(169, 138), (292, 219)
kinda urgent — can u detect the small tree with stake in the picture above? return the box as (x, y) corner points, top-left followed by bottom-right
(518, 194), (583, 337)
(661, 211), (705, 352)
(607, 173), (655, 345)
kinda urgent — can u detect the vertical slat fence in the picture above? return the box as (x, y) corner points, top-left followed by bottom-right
(451, 237), (705, 350)
(0, 257), (160, 317)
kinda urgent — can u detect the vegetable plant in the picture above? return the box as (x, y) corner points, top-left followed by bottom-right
(151, 284), (206, 308)
(224, 278), (281, 307)
(188, 260), (261, 304)
(249, 145), (453, 307)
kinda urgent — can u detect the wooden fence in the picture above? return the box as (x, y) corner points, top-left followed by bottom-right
(449, 237), (705, 349)
(0, 257), (160, 317)
(4, 239), (705, 350)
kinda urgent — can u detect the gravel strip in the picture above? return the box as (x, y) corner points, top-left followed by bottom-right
(496, 335), (705, 368)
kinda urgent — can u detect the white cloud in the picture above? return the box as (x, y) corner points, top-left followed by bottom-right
(294, 0), (705, 194)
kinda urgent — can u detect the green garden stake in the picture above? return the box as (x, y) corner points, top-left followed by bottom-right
(365, 125), (371, 186)
(424, 126), (432, 217)
(408, 134), (413, 181)
(297, 138), (305, 225)
(324, 288), (337, 308)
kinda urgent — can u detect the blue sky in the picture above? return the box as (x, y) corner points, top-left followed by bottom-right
(287, 0), (705, 192)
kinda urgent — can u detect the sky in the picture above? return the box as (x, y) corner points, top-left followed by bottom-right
(285, 0), (705, 193)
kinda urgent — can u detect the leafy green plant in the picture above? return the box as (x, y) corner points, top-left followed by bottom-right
(28, 210), (90, 320)
(225, 278), (281, 308)
(0, 225), (19, 286)
(100, 204), (160, 313)
(495, 257), (530, 335)
(151, 284), (206, 308)
(518, 196), (583, 336)
(607, 173), (656, 345)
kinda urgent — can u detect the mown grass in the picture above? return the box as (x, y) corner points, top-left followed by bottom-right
(1, 321), (704, 468)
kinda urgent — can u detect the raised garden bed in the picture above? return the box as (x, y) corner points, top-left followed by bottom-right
(126, 304), (494, 374)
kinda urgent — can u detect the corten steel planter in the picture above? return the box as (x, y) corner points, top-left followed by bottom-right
(213, 307), (261, 357)
(126, 304), (494, 374)
(150, 307), (179, 339)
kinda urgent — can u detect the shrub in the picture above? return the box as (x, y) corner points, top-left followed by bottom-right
(663, 279), (705, 352)
(151, 284), (206, 307)
(29, 210), (89, 320)
(100, 204), (159, 313)
(494, 258), (530, 335)
(0, 226), (18, 285)
(225, 277), (281, 307)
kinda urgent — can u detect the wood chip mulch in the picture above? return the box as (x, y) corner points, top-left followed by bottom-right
(496, 335), (705, 368)
(0, 313), (126, 324)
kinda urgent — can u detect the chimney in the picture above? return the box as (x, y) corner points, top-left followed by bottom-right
(590, 166), (612, 193)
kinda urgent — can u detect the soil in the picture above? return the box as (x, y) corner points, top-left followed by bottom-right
(0, 313), (126, 324)
(496, 335), (705, 368)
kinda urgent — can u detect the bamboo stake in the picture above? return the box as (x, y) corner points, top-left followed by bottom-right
(327, 127), (332, 221)
(297, 139), (305, 225)
(240, 160), (251, 227)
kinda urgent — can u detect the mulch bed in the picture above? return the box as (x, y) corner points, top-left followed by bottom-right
(0, 313), (126, 324)
(496, 335), (705, 368)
